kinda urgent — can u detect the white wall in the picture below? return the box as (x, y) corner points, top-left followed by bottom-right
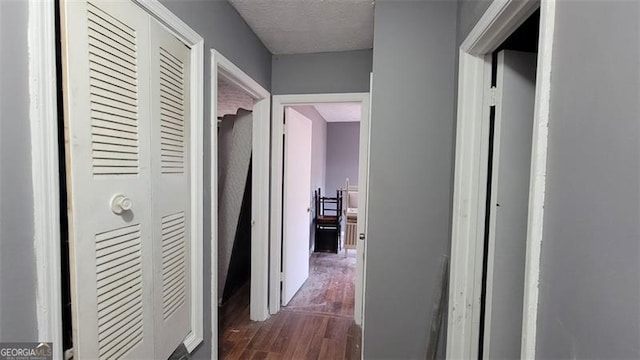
(291, 105), (327, 194)
(289, 106), (326, 250)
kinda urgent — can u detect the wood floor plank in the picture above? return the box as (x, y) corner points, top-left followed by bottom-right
(299, 315), (330, 359)
(304, 316), (328, 360)
(344, 322), (362, 360)
(324, 317), (350, 340)
(279, 312), (308, 357)
(264, 351), (283, 360)
(248, 309), (288, 351)
(318, 338), (342, 360)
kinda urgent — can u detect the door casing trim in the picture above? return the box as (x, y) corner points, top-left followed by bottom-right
(446, 0), (555, 358)
(269, 92), (370, 328)
(210, 48), (272, 359)
(29, 1), (63, 358)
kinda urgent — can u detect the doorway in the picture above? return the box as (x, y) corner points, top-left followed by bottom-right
(447, 1), (555, 359)
(216, 75), (255, 339)
(478, 11), (539, 359)
(210, 50), (271, 357)
(270, 93), (371, 328)
(280, 103), (362, 314)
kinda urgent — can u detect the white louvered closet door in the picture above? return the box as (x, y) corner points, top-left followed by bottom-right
(62, 1), (156, 359)
(63, 1), (195, 358)
(149, 19), (192, 360)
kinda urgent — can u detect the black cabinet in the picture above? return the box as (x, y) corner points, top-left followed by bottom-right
(315, 225), (339, 253)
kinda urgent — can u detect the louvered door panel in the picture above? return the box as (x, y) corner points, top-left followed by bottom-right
(159, 47), (186, 174)
(95, 225), (143, 359)
(161, 212), (187, 320)
(87, 2), (140, 177)
(149, 19), (192, 360)
(61, 1), (155, 358)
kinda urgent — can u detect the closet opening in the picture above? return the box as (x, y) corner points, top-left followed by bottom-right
(447, 0), (555, 356)
(476, 9), (540, 360)
(209, 50), (271, 357)
(216, 76), (255, 345)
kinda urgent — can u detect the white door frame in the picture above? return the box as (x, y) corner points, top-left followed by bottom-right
(209, 50), (271, 356)
(29, 1), (205, 358)
(446, 0), (555, 359)
(29, 1), (63, 358)
(269, 93), (370, 326)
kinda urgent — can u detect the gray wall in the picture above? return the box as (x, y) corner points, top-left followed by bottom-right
(456, 0), (492, 44)
(535, 1), (640, 358)
(326, 122), (360, 196)
(0, 1), (38, 342)
(0, 0), (38, 342)
(363, 1), (457, 358)
(271, 50), (372, 95)
(158, 1), (272, 358)
(161, 0), (271, 90)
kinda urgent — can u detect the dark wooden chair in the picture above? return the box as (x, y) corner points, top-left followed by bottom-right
(314, 188), (342, 253)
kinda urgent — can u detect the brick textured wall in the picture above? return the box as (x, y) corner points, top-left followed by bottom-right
(217, 77), (255, 117)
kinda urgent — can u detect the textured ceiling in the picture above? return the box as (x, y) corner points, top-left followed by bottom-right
(314, 103), (361, 122)
(228, 0), (375, 55)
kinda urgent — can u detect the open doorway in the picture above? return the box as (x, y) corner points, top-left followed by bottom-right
(448, 1), (555, 359)
(216, 75), (255, 338)
(478, 9), (539, 360)
(270, 93), (371, 329)
(281, 103), (361, 318)
(210, 50), (271, 357)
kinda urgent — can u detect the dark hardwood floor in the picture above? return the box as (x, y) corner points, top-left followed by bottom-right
(219, 252), (361, 359)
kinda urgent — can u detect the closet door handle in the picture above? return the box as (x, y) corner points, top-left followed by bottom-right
(111, 194), (133, 214)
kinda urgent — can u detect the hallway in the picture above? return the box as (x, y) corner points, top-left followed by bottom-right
(219, 252), (360, 359)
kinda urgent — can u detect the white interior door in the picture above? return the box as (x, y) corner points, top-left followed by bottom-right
(62, 1), (155, 358)
(354, 87), (371, 325)
(149, 18), (192, 360)
(281, 107), (313, 305)
(483, 50), (537, 359)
